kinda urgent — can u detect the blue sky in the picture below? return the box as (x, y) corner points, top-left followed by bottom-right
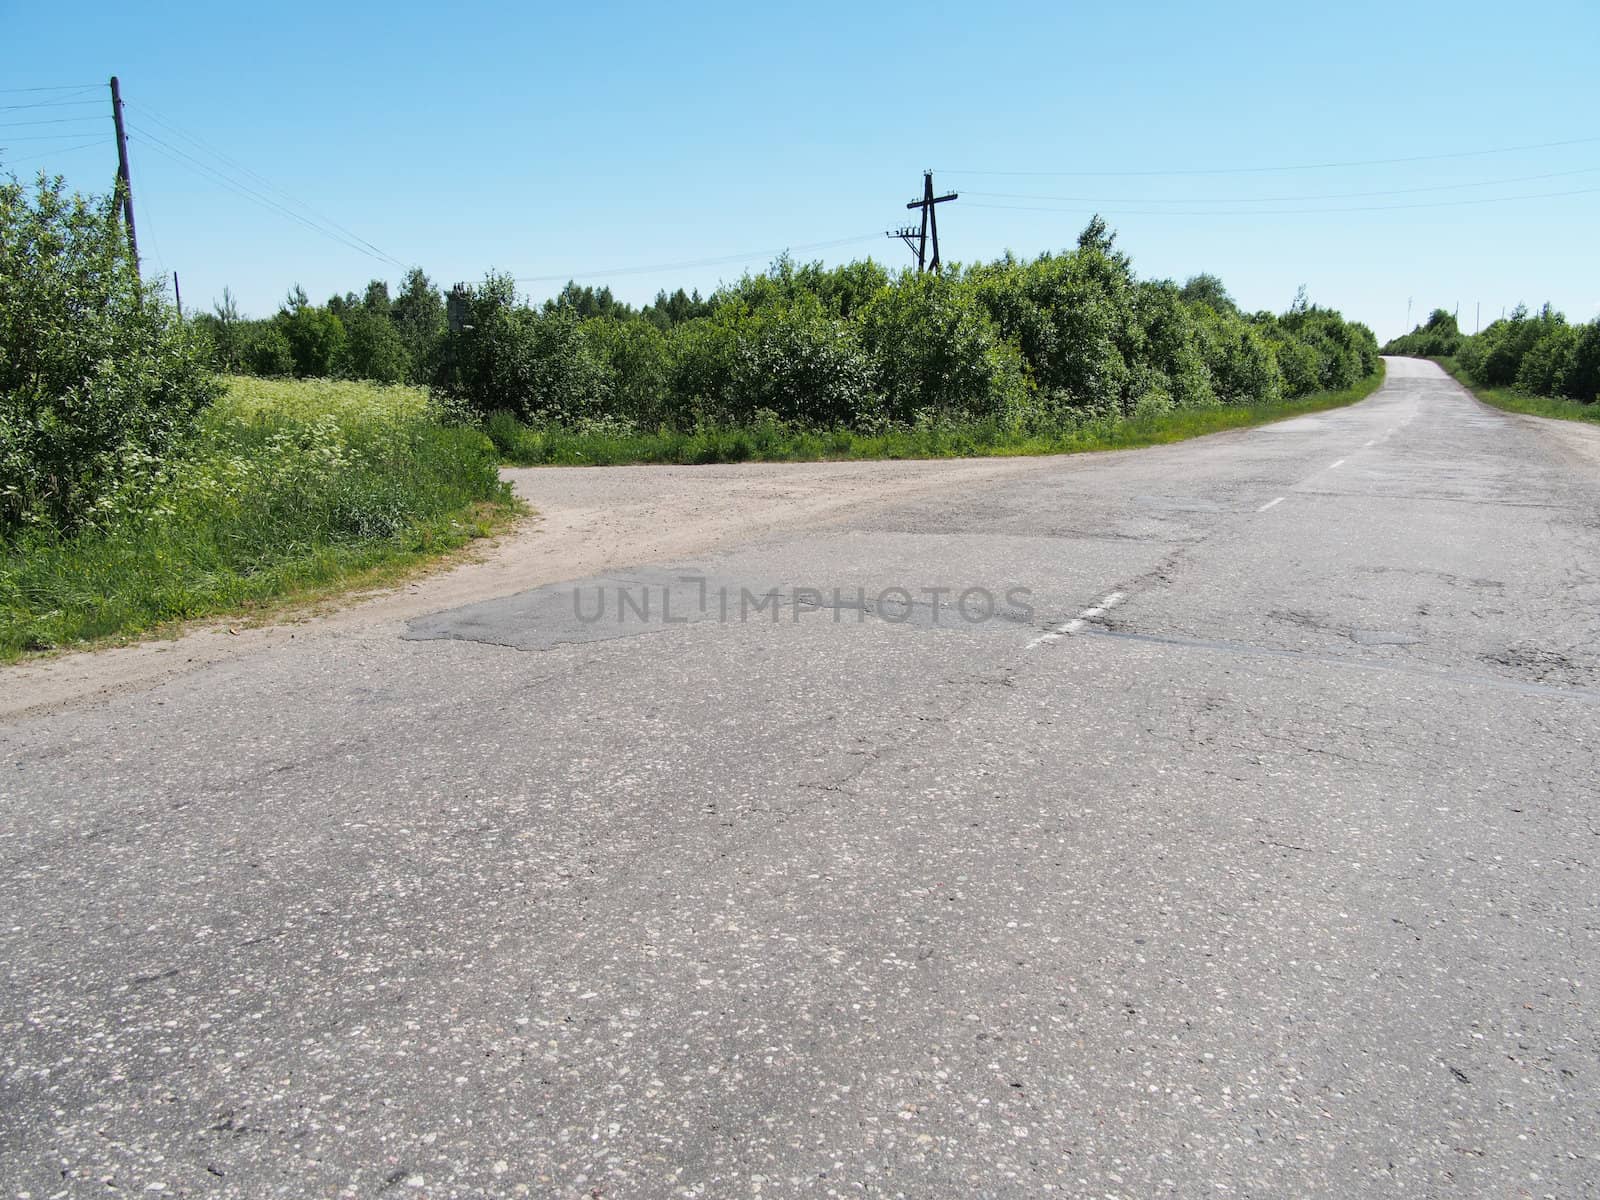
(6, 0), (1597, 341)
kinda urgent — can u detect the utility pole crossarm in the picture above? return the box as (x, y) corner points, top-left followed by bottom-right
(889, 171), (957, 273)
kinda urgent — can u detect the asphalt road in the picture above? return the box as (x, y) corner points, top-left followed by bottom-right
(3, 358), (1598, 1198)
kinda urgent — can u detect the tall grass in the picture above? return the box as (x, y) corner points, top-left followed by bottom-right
(487, 365), (1387, 468)
(0, 378), (513, 659)
(212, 374), (429, 425)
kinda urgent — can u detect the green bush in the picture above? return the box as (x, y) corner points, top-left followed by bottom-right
(857, 272), (1028, 425)
(245, 323), (295, 376)
(582, 317), (673, 426)
(279, 293), (347, 378)
(1136, 283), (1218, 408)
(970, 231), (1140, 415)
(338, 306), (412, 384)
(1383, 309), (1462, 358)
(722, 299), (874, 427)
(1435, 305), (1597, 408)
(1463, 305), (1567, 388)
(0, 174), (221, 533)
(433, 272), (612, 423)
(204, 218), (1380, 439)
(1198, 308), (1283, 405)
(1558, 321), (1600, 403)
(1515, 325), (1578, 397)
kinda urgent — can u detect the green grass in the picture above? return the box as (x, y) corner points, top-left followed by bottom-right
(487, 365), (1388, 467)
(1436, 357), (1600, 423)
(0, 376), (516, 661)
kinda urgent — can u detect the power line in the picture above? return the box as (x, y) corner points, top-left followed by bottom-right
(0, 132), (123, 143)
(125, 100), (406, 271)
(961, 164), (1600, 206)
(0, 96), (102, 112)
(0, 84), (99, 94)
(962, 185), (1600, 218)
(0, 116), (106, 128)
(512, 234), (885, 283)
(128, 124), (407, 268)
(939, 135), (1600, 178)
(2, 138), (111, 168)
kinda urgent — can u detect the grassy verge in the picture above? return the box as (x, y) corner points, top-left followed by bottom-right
(0, 376), (516, 661)
(488, 365), (1387, 467)
(1436, 357), (1600, 424)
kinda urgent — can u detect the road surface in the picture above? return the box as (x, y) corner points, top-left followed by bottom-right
(3, 358), (1598, 1197)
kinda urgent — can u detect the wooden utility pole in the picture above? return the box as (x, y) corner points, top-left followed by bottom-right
(109, 76), (139, 278)
(173, 270), (182, 318)
(886, 170), (957, 272)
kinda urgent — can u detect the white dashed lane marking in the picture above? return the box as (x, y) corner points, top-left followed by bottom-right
(1029, 591), (1127, 648)
(1257, 496), (1285, 512)
(1329, 458), (1346, 468)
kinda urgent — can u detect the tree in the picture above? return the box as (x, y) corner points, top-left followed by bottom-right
(643, 287), (712, 329)
(0, 173), (219, 531)
(363, 278), (391, 314)
(199, 286), (247, 371)
(392, 267), (445, 383)
(338, 307), (410, 384)
(1558, 320), (1600, 402)
(1178, 273), (1236, 314)
(277, 287), (346, 377)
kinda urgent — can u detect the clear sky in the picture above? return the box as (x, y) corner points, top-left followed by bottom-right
(6, 0), (1597, 341)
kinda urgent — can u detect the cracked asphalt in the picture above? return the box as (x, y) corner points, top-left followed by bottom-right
(3, 357), (1599, 1197)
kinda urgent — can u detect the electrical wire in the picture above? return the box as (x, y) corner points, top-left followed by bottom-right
(939, 134), (1600, 178)
(0, 132), (120, 142)
(125, 100), (406, 270)
(129, 128), (400, 265)
(1, 139), (111, 168)
(0, 96), (102, 112)
(512, 235), (886, 283)
(960, 164), (1600, 206)
(128, 124), (408, 267)
(962, 185), (1600, 218)
(0, 116), (106, 128)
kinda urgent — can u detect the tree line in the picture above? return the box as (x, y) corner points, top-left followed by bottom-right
(194, 217), (1379, 433)
(1383, 306), (1600, 402)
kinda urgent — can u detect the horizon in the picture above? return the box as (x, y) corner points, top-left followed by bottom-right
(6, 0), (1597, 343)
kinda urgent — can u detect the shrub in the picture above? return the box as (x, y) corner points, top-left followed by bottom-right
(724, 299), (874, 427)
(1383, 309), (1462, 358)
(204, 221), (1382, 435)
(969, 227), (1140, 414)
(0, 174), (221, 533)
(1558, 320), (1600, 403)
(244, 322), (295, 376)
(1515, 325), (1578, 396)
(582, 317), (674, 426)
(858, 271), (1029, 425)
(339, 307), (412, 384)
(279, 294), (347, 378)
(1137, 283), (1218, 408)
(1465, 305), (1566, 387)
(1196, 308), (1283, 405)
(433, 272), (611, 423)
